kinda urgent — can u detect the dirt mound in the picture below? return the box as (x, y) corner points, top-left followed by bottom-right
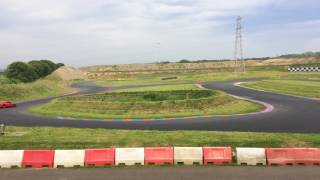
(49, 66), (87, 81)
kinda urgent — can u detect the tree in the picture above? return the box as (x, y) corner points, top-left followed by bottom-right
(28, 60), (48, 78)
(5, 62), (37, 82)
(55, 63), (65, 69)
(40, 60), (57, 73)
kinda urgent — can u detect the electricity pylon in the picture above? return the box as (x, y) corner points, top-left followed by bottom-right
(234, 16), (245, 72)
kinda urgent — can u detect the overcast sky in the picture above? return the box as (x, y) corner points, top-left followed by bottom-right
(0, 0), (319, 68)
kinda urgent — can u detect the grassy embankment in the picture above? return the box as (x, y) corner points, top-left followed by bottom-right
(28, 84), (263, 119)
(1, 126), (320, 149)
(242, 80), (320, 98)
(0, 75), (71, 102)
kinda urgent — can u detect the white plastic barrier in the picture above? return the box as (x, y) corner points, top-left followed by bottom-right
(54, 150), (85, 168)
(115, 148), (144, 166)
(236, 148), (266, 165)
(174, 147), (203, 165)
(0, 150), (23, 168)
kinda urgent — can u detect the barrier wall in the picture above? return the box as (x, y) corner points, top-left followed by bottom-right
(266, 148), (320, 165)
(203, 147), (232, 165)
(174, 147), (203, 165)
(0, 150), (23, 168)
(236, 148), (266, 165)
(144, 147), (174, 165)
(22, 150), (55, 168)
(54, 150), (85, 168)
(115, 148), (144, 165)
(1, 147), (320, 168)
(85, 148), (115, 166)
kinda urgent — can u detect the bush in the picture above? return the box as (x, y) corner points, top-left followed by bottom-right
(5, 62), (38, 82)
(5, 60), (64, 83)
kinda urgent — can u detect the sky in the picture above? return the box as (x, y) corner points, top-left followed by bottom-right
(0, 0), (320, 68)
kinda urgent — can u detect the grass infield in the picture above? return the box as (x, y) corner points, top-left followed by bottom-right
(28, 85), (263, 119)
(242, 80), (320, 98)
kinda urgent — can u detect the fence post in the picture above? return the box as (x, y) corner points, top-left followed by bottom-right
(0, 124), (6, 135)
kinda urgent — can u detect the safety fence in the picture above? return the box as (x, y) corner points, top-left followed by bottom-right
(0, 147), (319, 168)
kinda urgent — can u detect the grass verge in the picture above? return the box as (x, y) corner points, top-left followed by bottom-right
(0, 79), (71, 102)
(1, 126), (320, 149)
(242, 80), (320, 98)
(28, 85), (263, 119)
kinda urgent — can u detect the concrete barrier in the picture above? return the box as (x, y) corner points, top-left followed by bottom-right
(174, 147), (203, 165)
(0, 150), (23, 168)
(236, 148), (266, 165)
(54, 150), (85, 168)
(115, 148), (144, 166)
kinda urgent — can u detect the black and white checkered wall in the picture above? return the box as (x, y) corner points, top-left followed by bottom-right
(288, 67), (320, 72)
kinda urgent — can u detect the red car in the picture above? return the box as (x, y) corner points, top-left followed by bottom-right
(0, 101), (16, 108)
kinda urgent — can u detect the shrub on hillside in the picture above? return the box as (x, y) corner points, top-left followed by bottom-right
(5, 60), (64, 83)
(5, 62), (38, 82)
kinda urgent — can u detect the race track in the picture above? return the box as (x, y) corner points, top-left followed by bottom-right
(0, 81), (319, 133)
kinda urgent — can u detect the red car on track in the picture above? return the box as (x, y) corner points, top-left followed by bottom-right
(0, 101), (16, 108)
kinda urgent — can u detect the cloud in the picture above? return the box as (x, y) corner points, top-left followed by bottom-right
(0, 0), (319, 68)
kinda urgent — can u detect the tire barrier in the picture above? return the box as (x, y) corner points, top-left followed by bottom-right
(203, 147), (232, 165)
(266, 148), (320, 166)
(85, 148), (115, 167)
(236, 148), (266, 165)
(1, 147), (320, 168)
(0, 150), (23, 168)
(22, 150), (55, 168)
(115, 148), (144, 166)
(54, 150), (85, 168)
(174, 147), (203, 165)
(144, 147), (174, 165)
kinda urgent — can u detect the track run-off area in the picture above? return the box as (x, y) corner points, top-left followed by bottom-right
(0, 80), (319, 133)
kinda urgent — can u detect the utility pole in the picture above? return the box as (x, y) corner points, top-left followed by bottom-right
(234, 16), (245, 72)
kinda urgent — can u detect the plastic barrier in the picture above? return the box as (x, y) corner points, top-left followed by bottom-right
(0, 150), (23, 168)
(236, 148), (266, 165)
(85, 148), (115, 166)
(54, 150), (85, 168)
(174, 147), (203, 165)
(144, 147), (174, 165)
(266, 148), (320, 165)
(203, 147), (232, 165)
(22, 150), (55, 168)
(115, 148), (144, 166)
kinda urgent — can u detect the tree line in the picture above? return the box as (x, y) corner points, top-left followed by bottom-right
(4, 60), (64, 83)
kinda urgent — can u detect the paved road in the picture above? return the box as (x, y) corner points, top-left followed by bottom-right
(0, 166), (320, 180)
(0, 80), (319, 133)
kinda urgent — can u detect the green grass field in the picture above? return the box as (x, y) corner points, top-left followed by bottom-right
(95, 71), (320, 87)
(28, 84), (263, 119)
(242, 80), (320, 98)
(1, 126), (320, 149)
(114, 84), (200, 92)
(0, 79), (72, 102)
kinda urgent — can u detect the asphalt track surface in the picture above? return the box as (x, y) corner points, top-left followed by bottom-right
(0, 81), (319, 133)
(1, 166), (320, 180)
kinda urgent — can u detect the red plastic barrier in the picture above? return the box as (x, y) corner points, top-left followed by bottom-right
(266, 148), (320, 165)
(203, 147), (232, 165)
(85, 148), (115, 166)
(144, 147), (174, 165)
(22, 150), (55, 168)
